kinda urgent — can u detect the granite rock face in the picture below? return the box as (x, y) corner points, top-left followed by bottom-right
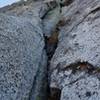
(0, 0), (61, 100)
(50, 0), (100, 100)
(1, 0), (100, 100)
(61, 73), (100, 100)
(0, 12), (47, 100)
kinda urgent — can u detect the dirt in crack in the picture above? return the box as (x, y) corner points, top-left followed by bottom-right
(44, 28), (61, 100)
(48, 88), (61, 100)
(44, 29), (59, 60)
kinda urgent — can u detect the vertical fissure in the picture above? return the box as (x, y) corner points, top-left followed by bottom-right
(41, 1), (75, 99)
(44, 28), (61, 100)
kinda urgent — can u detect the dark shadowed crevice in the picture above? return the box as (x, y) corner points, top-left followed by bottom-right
(42, 1), (100, 100)
(44, 28), (60, 100)
(60, 0), (74, 7)
(89, 7), (100, 14)
(42, 1), (76, 99)
(44, 36), (58, 60)
(44, 29), (59, 60)
(48, 88), (61, 100)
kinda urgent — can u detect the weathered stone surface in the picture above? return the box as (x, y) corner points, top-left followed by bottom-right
(49, 0), (100, 100)
(51, 0), (100, 69)
(0, 13), (47, 100)
(61, 73), (100, 100)
(0, 0), (49, 19)
(1, 0), (100, 100)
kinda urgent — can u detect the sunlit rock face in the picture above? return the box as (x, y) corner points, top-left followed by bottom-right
(1, 0), (100, 100)
(49, 0), (100, 100)
(0, 6), (47, 100)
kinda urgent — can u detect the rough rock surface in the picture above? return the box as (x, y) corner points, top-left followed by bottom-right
(0, 1), (48, 18)
(1, 0), (100, 100)
(0, 8), (47, 100)
(50, 0), (100, 100)
(0, 0), (62, 100)
(61, 73), (100, 100)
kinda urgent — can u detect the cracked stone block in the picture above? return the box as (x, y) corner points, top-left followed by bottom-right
(0, 13), (47, 100)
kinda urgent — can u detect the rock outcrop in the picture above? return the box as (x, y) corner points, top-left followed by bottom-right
(49, 0), (100, 100)
(1, 0), (100, 100)
(0, 1), (48, 100)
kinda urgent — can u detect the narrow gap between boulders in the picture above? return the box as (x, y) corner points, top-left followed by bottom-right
(43, 1), (76, 99)
(48, 88), (61, 100)
(44, 26), (61, 100)
(44, 32), (59, 100)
